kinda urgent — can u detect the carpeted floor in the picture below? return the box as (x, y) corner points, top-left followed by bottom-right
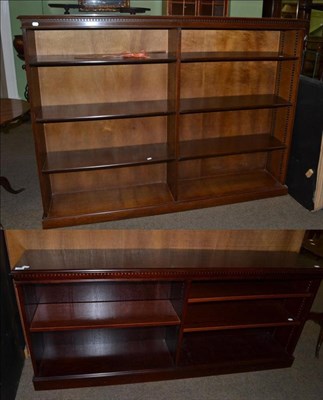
(1, 121), (323, 229)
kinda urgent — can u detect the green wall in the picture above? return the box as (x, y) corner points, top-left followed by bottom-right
(230, 0), (263, 17)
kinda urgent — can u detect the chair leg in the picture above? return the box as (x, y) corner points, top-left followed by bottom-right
(0, 176), (25, 194)
(308, 312), (323, 358)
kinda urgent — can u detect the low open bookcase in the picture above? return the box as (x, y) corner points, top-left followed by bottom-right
(10, 236), (322, 390)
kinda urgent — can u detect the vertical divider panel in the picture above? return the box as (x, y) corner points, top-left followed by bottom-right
(167, 28), (182, 200)
(175, 279), (191, 365)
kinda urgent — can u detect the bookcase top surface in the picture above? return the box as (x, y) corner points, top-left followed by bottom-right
(11, 249), (322, 281)
(18, 15), (308, 31)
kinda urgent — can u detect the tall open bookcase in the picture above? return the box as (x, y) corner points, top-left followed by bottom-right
(19, 16), (307, 228)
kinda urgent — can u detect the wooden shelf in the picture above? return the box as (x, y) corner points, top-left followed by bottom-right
(178, 170), (286, 202)
(188, 281), (312, 303)
(35, 100), (175, 123)
(43, 143), (175, 173)
(184, 300), (300, 332)
(179, 134), (286, 160)
(37, 339), (175, 377)
(181, 51), (298, 62)
(29, 53), (177, 66)
(180, 95), (291, 114)
(46, 182), (174, 223)
(30, 300), (180, 332)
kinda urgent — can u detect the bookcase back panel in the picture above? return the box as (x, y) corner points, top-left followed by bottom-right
(23, 282), (178, 304)
(44, 117), (168, 151)
(180, 62), (277, 98)
(178, 153), (267, 179)
(181, 30), (281, 53)
(50, 164), (168, 193)
(179, 109), (272, 140)
(275, 60), (300, 101)
(34, 29), (171, 56)
(38, 65), (168, 105)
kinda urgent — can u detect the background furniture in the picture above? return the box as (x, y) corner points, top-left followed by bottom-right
(286, 75), (323, 211)
(20, 15), (306, 228)
(7, 229), (323, 390)
(0, 229), (25, 400)
(301, 230), (323, 357)
(166, 0), (229, 16)
(0, 98), (29, 194)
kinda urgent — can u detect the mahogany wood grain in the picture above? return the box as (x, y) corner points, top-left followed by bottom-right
(30, 300), (180, 332)
(183, 300), (301, 332)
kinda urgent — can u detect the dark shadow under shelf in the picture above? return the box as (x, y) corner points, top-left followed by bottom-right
(179, 330), (293, 367)
(180, 94), (291, 114)
(29, 52), (177, 66)
(188, 281), (312, 303)
(181, 51), (298, 62)
(183, 300), (300, 332)
(36, 339), (175, 378)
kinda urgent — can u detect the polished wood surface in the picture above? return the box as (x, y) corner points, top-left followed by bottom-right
(5, 230), (306, 268)
(11, 243), (323, 389)
(0, 99), (29, 126)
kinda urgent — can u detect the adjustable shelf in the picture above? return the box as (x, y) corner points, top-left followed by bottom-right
(35, 100), (175, 122)
(12, 248), (323, 389)
(30, 300), (180, 332)
(19, 15), (306, 228)
(179, 134), (286, 160)
(29, 52), (177, 66)
(43, 143), (174, 173)
(180, 95), (291, 114)
(183, 300), (301, 332)
(180, 51), (298, 62)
